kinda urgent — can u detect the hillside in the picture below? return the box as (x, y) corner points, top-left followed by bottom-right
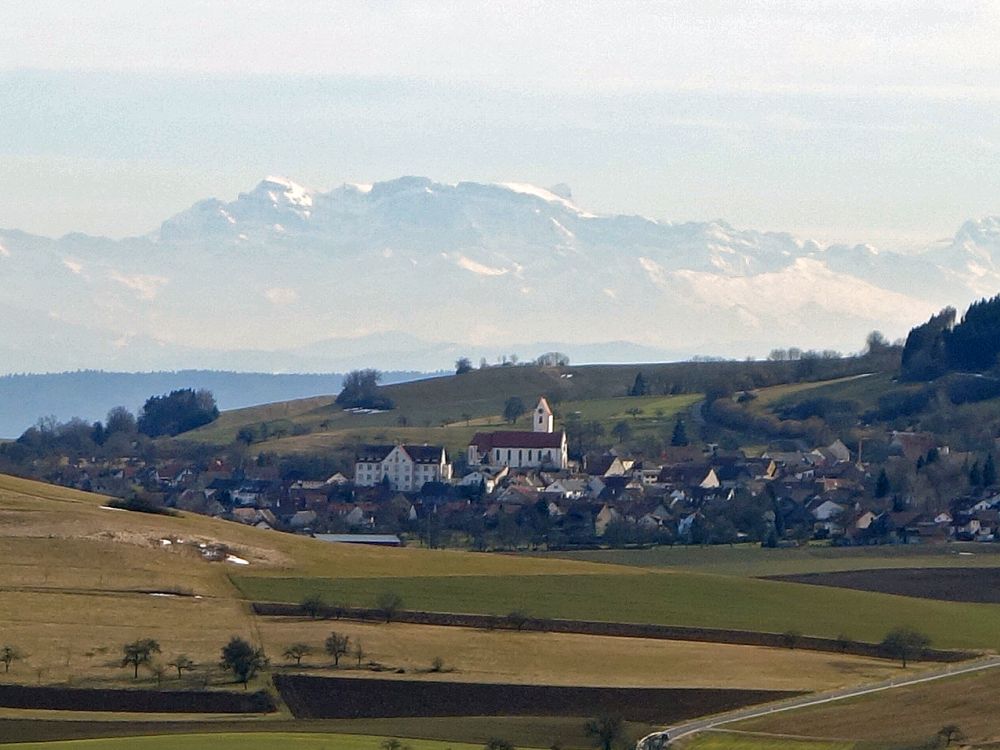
(183, 356), (887, 453)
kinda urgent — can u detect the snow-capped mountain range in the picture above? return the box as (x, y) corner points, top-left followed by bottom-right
(1, 175), (998, 374)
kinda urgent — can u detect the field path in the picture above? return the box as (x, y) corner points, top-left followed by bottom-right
(637, 655), (1000, 747)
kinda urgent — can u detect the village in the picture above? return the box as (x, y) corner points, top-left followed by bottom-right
(31, 395), (1000, 552)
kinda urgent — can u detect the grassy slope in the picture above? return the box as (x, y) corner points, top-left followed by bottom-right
(184, 363), (701, 453)
(234, 570), (1000, 650)
(533, 542), (1000, 577)
(683, 735), (860, 750)
(733, 667), (1000, 745)
(1, 734), (483, 750)
(257, 620), (903, 691)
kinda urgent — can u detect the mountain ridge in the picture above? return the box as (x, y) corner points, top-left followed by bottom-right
(0, 176), (997, 374)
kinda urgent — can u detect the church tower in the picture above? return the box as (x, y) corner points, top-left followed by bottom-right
(534, 396), (554, 433)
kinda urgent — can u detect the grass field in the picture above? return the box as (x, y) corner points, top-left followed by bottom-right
(682, 733), (861, 750)
(233, 571), (1000, 650)
(535, 541), (1000, 577)
(257, 620), (903, 691)
(732, 666), (1000, 745)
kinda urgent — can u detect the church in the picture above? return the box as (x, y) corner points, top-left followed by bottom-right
(467, 397), (568, 470)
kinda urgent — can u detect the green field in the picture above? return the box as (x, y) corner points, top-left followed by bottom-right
(233, 570), (1000, 649)
(534, 541), (1000, 577)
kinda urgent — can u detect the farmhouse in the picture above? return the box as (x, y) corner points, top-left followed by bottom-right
(467, 397), (569, 470)
(354, 444), (453, 492)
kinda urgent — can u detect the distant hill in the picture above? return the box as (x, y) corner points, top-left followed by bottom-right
(0, 369), (437, 438)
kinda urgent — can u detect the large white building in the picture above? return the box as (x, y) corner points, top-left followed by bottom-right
(467, 397), (568, 470)
(354, 444), (453, 492)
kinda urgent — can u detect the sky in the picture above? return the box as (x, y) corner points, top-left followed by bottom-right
(2, 0), (999, 249)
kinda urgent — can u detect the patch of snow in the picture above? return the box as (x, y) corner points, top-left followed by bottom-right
(456, 255), (508, 277)
(99, 505), (126, 512)
(149, 592), (177, 597)
(262, 176), (314, 207)
(499, 182), (596, 217)
(109, 271), (168, 301)
(225, 554), (250, 566)
(0, 241), (9, 257)
(550, 217), (575, 239)
(348, 182), (373, 193)
(160, 539), (172, 546)
(63, 258), (84, 275)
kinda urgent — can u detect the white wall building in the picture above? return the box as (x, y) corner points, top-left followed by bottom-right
(354, 444), (452, 492)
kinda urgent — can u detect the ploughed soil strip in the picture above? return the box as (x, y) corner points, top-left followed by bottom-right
(0, 684), (275, 713)
(764, 567), (1000, 604)
(254, 602), (974, 662)
(274, 674), (800, 723)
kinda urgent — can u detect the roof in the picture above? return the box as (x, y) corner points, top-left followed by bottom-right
(356, 444), (446, 464)
(470, 431), (565, 450)
(313, 534), (402, 546)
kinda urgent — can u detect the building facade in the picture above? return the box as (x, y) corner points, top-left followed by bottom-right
(354, 444), (452, 492)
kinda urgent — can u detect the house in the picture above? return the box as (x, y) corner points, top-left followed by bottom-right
(594, 503), (622, 536)
(313, 533), (403, 547)
(468, 397), (568, 470)
(354, 444), (452, 492)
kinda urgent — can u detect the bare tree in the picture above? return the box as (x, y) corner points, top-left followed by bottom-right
(0, 646), (22, 673)
(282, 643), (313, 666)
(121, 639), (161, 679)
(325, 632), (350, 667)
(167, 654), (195, 679)
(376, 591), (404, 623)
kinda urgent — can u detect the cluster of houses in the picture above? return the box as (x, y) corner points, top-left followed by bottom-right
(37, 396), (1000, 548)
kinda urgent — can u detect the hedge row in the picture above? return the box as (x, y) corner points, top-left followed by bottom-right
(0, 684), (275, 713)
(252, 601), (975, 663)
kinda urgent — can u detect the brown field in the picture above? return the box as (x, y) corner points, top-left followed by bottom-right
(258, 619), (910, 691)
(733, 667), (1000, 745)
(768, 567), (1000, 603)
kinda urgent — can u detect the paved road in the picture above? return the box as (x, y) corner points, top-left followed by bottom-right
(636, 655), (1000, 748)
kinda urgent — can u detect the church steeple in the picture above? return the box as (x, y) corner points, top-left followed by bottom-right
(534, 396), (553, 433)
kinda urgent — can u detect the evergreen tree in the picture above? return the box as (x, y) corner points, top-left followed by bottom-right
(628, 372), (649, 397)
(984, 454), (997, 487)
(875, 469), (890, 498)
(670, 417), (689, 446)
(970, 460), (982, 487)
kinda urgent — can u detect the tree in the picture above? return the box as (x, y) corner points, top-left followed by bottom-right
(167, 654), (195, 679)
(220, 636), (267, 688)
(325, 631), (350, 667)
(503, 396), (526, 424)
(283, 643), (313, 665)
(485, 739), (515, 750)
(150, 663), (167, 686)
(300, 593), (327, 619)
(137, 388), (219, 437)
(505, 610), (530, 631)
(105, 405), (137, 435)
(875, 469), (890, 498)
(353, 640), (366, 667)
(628, 372), (649, 397)
(670, 418), (688, 446)
(336, 369), (394, 410)
(985, 453), (997, 487)
(881, 627), (930, 668)
(780, 630), (802, 649)
(0, 645), (21, 673)
(864, 330), (889, 354)
(455, 357), (473, 375)
(937, 725), (966, 746)
(611, 420), (632, 444)
(376, 591), (404, 623)
(584, 716), (625, 750)
(121, 638), (161, 679)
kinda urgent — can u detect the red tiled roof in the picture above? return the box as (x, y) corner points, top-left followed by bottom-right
(470, 431), (565, 450)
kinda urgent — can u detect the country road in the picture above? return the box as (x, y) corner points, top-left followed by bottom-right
(637, 655), (1000, 748)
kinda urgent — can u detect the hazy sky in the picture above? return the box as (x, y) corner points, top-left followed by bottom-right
(2, 1), (999, 248)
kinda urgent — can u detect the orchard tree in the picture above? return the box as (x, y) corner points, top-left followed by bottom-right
(283, 643), (313, 666)
(167, 654), (195, 679)
(376, 591), (404, 622)
(881, 627), (930, 668)
(324, 632), (350, 667)
(220, 636), (267, 689)
(584, 716), (625, 750)
(0, 645), (22, 673)
(121, 638), (161, 679)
